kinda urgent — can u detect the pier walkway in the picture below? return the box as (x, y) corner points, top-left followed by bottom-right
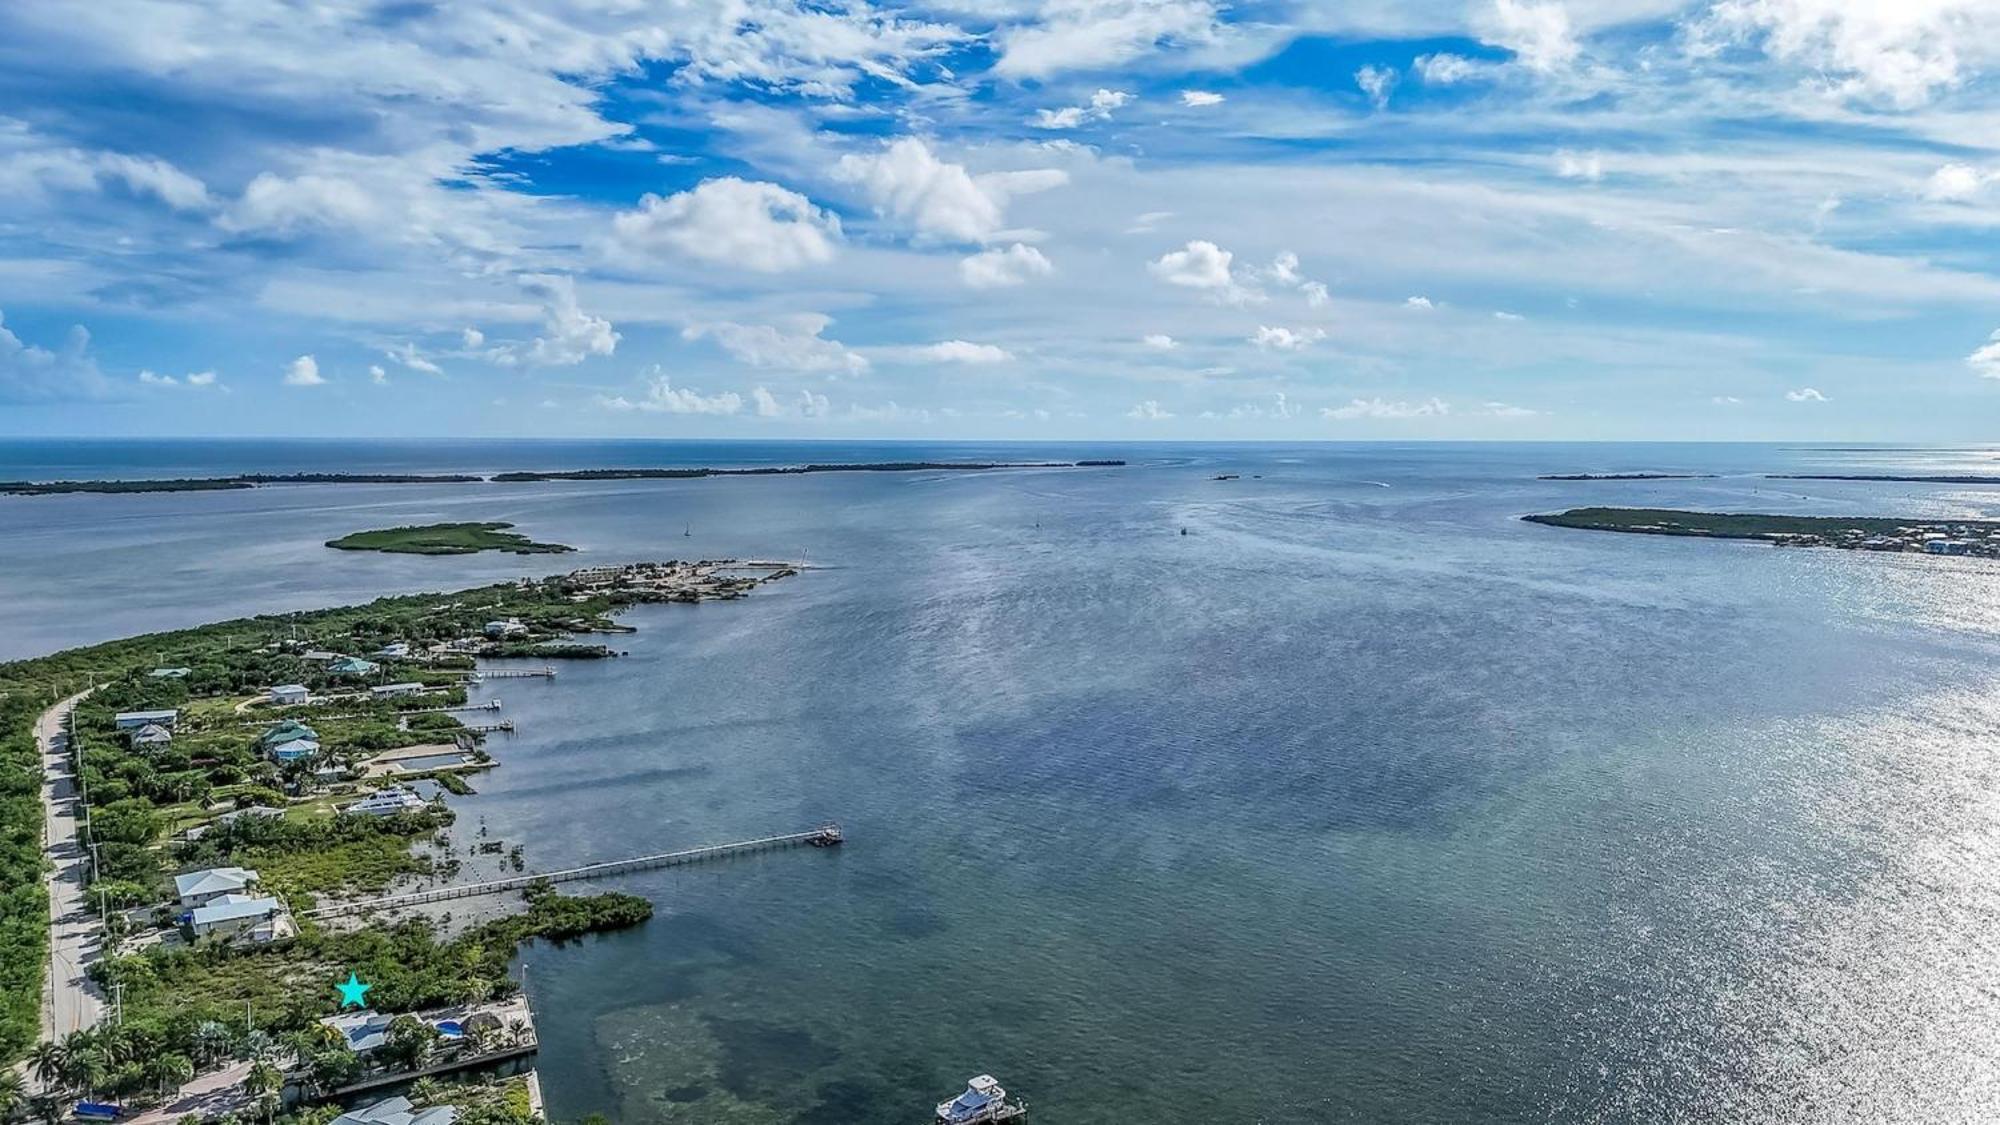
(305, 823), (843, 918)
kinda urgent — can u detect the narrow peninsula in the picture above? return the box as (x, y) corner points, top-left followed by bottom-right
(0, 560), (808, 1121)
(326, 521), (576, 556)
(1525, 507), (2000, 557)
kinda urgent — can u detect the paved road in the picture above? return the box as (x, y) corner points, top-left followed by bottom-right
(39, 689), (105, 1043)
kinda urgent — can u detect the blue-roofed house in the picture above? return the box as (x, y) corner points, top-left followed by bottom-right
(268, 737), (320, 765)
(321, 1010), (396, 1057)
(330, 656), (381, 677)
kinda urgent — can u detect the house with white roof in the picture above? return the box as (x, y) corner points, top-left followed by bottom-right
(114, 708), (179, 730)
(344, 787), (429, 817)
(370, 682), (426, 699)
(268, 684), (310, 706)
(174, 866), (259, 908)
(188, 894), (292, 943)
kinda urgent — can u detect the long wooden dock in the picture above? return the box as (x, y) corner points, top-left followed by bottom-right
(304, 823), (843, 918)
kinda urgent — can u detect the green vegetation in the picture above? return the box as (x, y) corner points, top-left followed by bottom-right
(96, 889), (650, 1036)
(1536, 473), (1715, 481)
(1522, 507), (2000, 539)
(325, 522), (575, 556)
(0, 571), (680, 1064)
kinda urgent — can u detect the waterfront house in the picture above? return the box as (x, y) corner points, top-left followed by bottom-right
(1925, 539), (1976, 555)
(268, 737), (321, 765)
(128, 723), (173, 749)
(321, 1010), (396, 1057)
(371, 682), (426, 699)
(113, 708), (178, 730)
(375, 642), (411, 659)
(268, 684), (310, 706)
(147, 667), (191, 679)
(483, 619), (528, 639)
(330, 656), (381, 676)
(174, 866), (259, 908)
(301, 650), (338, 662)
(185, 805), (283, 841)
(344, 786), (428, 816)
(188, 894), (293, 943)
(331, 1095), (456, 1125)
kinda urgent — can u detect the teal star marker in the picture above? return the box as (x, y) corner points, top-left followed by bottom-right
(335, 971), (372, 1009)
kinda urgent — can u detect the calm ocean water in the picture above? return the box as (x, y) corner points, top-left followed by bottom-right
(6, 439), (2000, 1123)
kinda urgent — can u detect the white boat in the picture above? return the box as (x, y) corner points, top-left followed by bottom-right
(935, 1075), (1026, 1123)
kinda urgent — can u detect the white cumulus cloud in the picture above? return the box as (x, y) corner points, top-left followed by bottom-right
(495, 274), (619, 367)
(961, 243), (1054, 288)
(1150, 239), (1258, 303)
(683, 314), (868, 375)
(917, 340), (1014, 363)
(1405, 296), (1435, 309)
(1032, 89), (1132, 129)
(283, 355), (324, 386)
(1967, 331), (2000, 377)
(1180, 90), (1225, 106)
(1127, 399), (1175, 420)
(1785, 386), (1828, 402)
(598, 369), (743, 415)
(1924, 162), (1993, 202)
(1250, 325), (1325, 351)
(1355, 65), (1398, 109)
(1485, 0), (1579, 73)
(834, 138), (1065, 244)
(1142, 333), (1179, 350)
(1322, 396), (1451, 419)
(611, 177), (840, 272)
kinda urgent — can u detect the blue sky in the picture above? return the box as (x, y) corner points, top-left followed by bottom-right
(2, 0), (1999, 440)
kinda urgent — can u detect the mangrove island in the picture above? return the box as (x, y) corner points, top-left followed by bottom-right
(1525, 507), (2000, 557)
(326, 522), (576, 556)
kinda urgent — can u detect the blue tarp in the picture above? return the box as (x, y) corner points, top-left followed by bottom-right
(75, 1101), (123, 1119)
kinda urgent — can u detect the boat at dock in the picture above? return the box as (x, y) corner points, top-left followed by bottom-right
(935, 1075), (1026, 1123)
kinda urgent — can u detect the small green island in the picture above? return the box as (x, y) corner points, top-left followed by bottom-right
(1525, 507), (2000, 558)
(326, 522), (576, 556)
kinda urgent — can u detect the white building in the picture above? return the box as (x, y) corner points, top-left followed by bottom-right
(344, 787), (429, 817)
(113, 708), (179, 730)
(483, 619), (528, 638)
(375, 642), (411, 659)
(174, 866), (259, 908)
(268, 684), (310, 705)
(188, 894), (292, 943)
(371, 682), (426, 699)
(267, 737), (321, 764)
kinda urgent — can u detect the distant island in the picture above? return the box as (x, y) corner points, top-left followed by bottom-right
(326, 522), (576, 555)
(489, 460), (1125, 482)
(1766, 474), (2000, 484)
(1525, 507), (2000, 558)
(1, 472), (482, 495)
(2, 461), (1124, 496)
(1537, 473), (1716, 481)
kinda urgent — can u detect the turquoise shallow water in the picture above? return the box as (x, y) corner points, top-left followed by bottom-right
(6, 441), (2000, 1121)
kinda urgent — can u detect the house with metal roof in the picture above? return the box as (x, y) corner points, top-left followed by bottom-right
(174, 866), (259, 908)
(330, 1096), (457, 1125)
(113, 708), (179, 730)
(128, 723), (173, 749)
(188, 894), (292, 943)
(268, 683), (310, 706)
(147, 667), (191, 679)
(370, 682), (426, 699)
(267, 737), (321, 765)
(329, 656), (381, 676)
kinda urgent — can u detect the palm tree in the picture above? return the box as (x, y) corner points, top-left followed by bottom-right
(28, 1040), (67, 1094)
(0, 1069), (27, 1117)
(194, 1020), (235, 1068)
(243, 1060), (281, 1102)
(146, 1052), (195, 1099)
(27, 1093), (63, 1125)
